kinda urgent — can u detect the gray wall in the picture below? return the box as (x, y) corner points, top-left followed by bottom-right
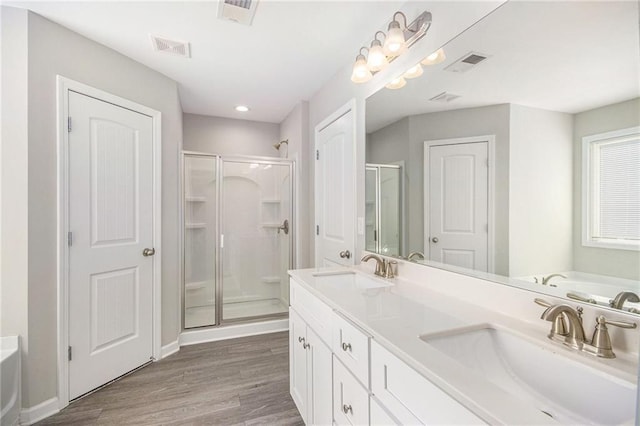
(279, 102), (311, 268)
(573, 98), (640, 280)
(3, 9), (184, 408)
(509, 105), (573, 276)
(183, 113), (280, 157)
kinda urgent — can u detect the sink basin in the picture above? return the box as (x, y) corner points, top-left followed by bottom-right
(311, 271), (393, 290)
(420, 325), (636, 424)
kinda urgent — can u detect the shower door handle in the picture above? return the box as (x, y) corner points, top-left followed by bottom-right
(278, 219), (289, 235)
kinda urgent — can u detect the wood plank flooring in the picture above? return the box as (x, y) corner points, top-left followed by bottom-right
(37, 331), (303, 426)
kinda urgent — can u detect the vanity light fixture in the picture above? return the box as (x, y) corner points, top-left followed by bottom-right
(367, 32), (389, 72)
(421, 48), (446, 66)
(403, 63), (423, 79)
(350, 47), (373, 83)
(350, 10), (432, 84)
(235, 105), (250, 112)
(385, 76), (407, 90)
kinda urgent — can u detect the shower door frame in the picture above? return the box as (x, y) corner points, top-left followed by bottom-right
(181, 151), (296, 330)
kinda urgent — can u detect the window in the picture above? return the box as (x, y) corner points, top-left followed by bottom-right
(582, 126), (640, 250)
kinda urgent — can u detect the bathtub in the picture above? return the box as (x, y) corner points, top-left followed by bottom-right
(1, 336), (20, 426)
(517, 271), (640, 311)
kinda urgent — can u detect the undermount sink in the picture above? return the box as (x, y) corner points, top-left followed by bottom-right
(420, 325), (636, 425)
(311, 270), (393, 290)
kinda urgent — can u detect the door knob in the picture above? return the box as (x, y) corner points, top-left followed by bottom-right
(431, 237), (439, 243)
(277, 219), (289, 235)
(142, 248), (156, 257)
(339, 250), (351, 259)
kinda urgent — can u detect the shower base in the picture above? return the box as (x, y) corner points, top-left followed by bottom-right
(185, 297), (288, 328)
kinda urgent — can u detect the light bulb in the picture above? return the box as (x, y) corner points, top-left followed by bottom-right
(367, 40), (388, 72)
(383, 21), (406, 57)
(235, 105), (250, 112)
(385, 76), (406, 90)
(421, 48), (446, 66)
(351, 54), (372, 84)
(403, 63), (423, 79)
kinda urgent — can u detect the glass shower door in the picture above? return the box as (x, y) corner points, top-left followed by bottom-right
(221, 159), (292, 322)
(183, 155), (217, 328)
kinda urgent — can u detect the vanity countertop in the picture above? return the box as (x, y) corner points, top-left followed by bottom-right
(289, 266), (638, 425)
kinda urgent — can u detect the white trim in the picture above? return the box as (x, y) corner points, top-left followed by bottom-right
(582, 126), (640, 251)
(314, 99), (357, 267)
(160, 339), (180, 359)
(423, 135), (496, 273)
(56, 76), (162, 409)
(179, 319), (289, 346)
(19, 397), (59, 426)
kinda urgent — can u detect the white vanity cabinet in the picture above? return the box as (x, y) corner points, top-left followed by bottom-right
(289, 280), (333, 426)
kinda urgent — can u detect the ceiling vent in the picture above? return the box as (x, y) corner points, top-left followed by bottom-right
(429, 92), (461, 103)
(444, 52), (489, 73)
(150, 35), (191, 58)
(218, 0), (259, 25)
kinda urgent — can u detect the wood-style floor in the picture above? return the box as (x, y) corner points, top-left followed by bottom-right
(37, 332), (303, 425)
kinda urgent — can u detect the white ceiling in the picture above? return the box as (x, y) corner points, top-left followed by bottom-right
(6, 0), (406, 123)
(366, 1), (640, 133)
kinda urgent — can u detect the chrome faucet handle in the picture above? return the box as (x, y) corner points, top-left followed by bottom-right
(587, 315), (637, 359)
(566, 292), (597, 305)
(534, 299), (568, 337)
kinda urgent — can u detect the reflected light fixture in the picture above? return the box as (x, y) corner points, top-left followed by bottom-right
(367, 31), (388, 72)
(350, 47), (373, 83)
(383, 12), (408, 57)
(385, 76), (406, 90)
(403, 63), (423, 79)
(235, 105), (250, 112)
(421, 48), (446, 66)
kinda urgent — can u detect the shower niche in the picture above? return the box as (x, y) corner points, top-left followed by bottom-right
(182, 153), (294, 329)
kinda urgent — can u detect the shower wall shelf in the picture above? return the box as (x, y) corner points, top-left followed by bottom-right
(185, 223), (207, 229)
(185, 281), (208, 291)
(186, 196), (206, 202)
(261, 276), (282, 284)
(261, 223), (282, 228)
(261, 199), (281, 203)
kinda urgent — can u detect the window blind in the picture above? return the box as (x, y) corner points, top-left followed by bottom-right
(595, 137), (640, 241)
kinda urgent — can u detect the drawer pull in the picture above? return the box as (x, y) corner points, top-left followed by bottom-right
(298, 336), (305, 344)
(341, 342), (352, 352)
(303, 342), (310, 349)
(342, 404), (353, 414)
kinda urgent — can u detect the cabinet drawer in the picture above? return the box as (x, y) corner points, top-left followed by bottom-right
(332, 312), (370, 388)
(333, 356), (370, 426)
(290, 278), (333, 345)
(371, 341), (484, 425)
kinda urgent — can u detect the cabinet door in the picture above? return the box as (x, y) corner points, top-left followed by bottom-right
(290, 308), (308, 421)
(307, 327), (333, 426)
(333, 357), (370, 426)
(371, 396), (404, 426)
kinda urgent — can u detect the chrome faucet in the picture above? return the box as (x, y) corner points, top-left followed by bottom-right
(610, 291), (640, 310)
(407, 251), (425, 261)
(541, 273), (567, 286)
(361, 254), (386, 277)
(541, 304), (585, 350)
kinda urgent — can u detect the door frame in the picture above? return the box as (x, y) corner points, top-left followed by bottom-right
(423, 135), (495, 273)
(313, 99), (357, 267)
(56, 76), (162, 408)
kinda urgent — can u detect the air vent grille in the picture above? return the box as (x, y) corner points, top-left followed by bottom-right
(429, 92), (461, 103)
(444, 52), (489, 73)
(219, 0), (259, 25)
(150, 35), (191, 58)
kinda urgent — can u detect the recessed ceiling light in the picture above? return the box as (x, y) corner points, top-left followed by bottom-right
(235, 105), (250, 112)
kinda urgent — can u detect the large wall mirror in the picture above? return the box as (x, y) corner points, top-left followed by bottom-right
(365, 1), (640, 315)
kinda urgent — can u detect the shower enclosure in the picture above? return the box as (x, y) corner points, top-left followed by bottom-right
(182, 152), (294, 329)
(365, 163), (403, 256)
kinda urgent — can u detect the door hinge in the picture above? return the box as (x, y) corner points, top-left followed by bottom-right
(67, 231), (73, 247)
(68, 346), (72, 361)
(220, 234), (224, 248)
(68, 117), (72, 133)
(316, 150), (319, 160)
(316, 225), (319, 235)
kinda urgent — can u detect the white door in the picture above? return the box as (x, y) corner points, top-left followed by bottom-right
(68, 91), (154, 399)
(289, 309), (308, 421)
(307, 328), (332, 426)
(427, 141), (488, 271)
(315, 109), (355, 267)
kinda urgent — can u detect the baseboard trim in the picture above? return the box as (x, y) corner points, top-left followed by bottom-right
(179, 319), (289, 346)
(20, 397), (59, 425)
(160, 339), (180, 359)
